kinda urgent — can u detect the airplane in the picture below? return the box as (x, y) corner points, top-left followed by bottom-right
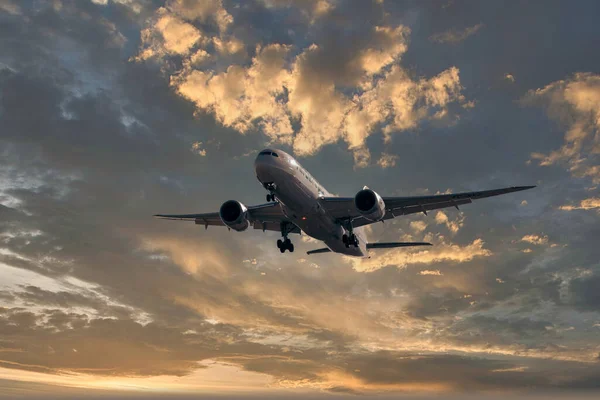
(155, 148), (535, 257)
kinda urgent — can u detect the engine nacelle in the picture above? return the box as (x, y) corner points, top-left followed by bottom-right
(354, 188), (385, 221)
(219, 200), (250, 231)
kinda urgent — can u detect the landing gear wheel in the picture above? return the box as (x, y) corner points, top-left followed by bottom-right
(267, 194), (275, 202)
(343, 233), (358, 247)
(277, 238), (294, 253)
(342, 234), (349, 248)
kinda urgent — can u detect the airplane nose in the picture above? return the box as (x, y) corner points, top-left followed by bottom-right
(254, 156), (271, 182)
(254, 149), (287, 183)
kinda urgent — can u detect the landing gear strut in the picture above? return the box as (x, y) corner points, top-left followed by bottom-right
(277, 221), (295, 253)
(342, 220), (359, 248)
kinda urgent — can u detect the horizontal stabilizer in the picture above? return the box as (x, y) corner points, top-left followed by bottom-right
(306, 248), (332, 255)
(366, 242), (432, 249)
(307, 242), (431, 255)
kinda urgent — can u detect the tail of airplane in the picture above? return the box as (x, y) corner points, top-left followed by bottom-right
(306, 242), (431, 255)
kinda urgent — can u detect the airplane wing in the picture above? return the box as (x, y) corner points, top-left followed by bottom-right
(320, 186), (535, 228)
(154, 202), (301, 234)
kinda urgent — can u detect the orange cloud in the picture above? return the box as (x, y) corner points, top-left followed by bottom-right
(523, 72), (600, 183)
(521, 234), (549, 245)
(559, 197), (600, 211)
(135, 8), (468, 166)
(350, 238), (492, 272)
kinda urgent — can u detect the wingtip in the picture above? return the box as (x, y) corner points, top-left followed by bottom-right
(513, 185), (536, 191)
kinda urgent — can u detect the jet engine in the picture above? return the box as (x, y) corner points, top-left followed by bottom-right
(219, 200), (250, 231)
(354, 188), (385, 221)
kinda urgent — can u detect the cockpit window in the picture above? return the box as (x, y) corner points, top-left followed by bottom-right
(272, 152), (279, 157)
(259, 151), (271, 156)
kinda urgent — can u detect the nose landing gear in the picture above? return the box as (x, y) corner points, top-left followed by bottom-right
(264, 183), (277, 202)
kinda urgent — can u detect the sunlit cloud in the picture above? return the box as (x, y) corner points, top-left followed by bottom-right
(418, 269), (443, 276)
(135, 5), (468, 165)
(523, 72), (600, 183)
(434, 211), (464, 234)
(521, 234), (549, 245)
(559, 197), (600, 211)
(350, 237), (492, 272)
(377, 153), (398, 169)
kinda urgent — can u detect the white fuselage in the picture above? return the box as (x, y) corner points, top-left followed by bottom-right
(254, 149), (368, 257)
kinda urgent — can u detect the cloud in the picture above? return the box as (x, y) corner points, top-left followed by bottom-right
(410, 220), (428, 233)
(430, 23), (484, 44)
(350, 238), (492, 272)
(135, 4), (468, 165)
(0, 307), (240, 377)
(523, 72), (600, 183)
(435, 211), (464, 234)
(419, 269), (443, 276)
(167, 0), (233, 32)
(0, 0), (21, 15)
(174, 43), (294, 138)
(559, 197), (600, 211)
(377, 153), (398, 168)
(568, 274), (600, 312)
(190, 141), (207, 156)
(521, 234), (549, 245)
(260, 0), (334, 24)
(135, 9), (204, 60)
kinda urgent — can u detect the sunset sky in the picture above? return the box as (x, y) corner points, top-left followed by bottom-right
(1, 0), (600, 398)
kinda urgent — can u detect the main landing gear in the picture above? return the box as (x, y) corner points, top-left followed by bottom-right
(277, 238), (294, 253)
(277, 221), (295, 253)
(342, 220), (359, 248)
(342, 233), (359, 248)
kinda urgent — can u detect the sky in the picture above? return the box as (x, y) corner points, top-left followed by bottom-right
(0, 0), (600, 398)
